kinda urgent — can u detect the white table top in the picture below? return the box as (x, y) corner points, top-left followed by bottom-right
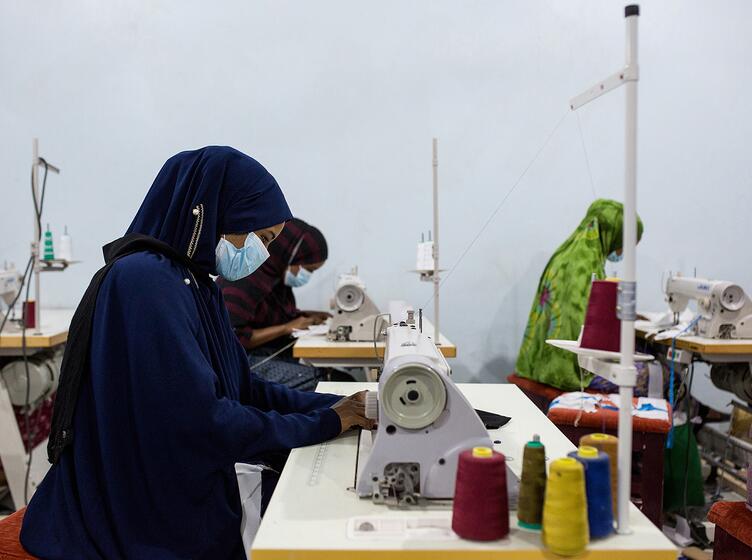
(293, 319), (456, 360)
(0, 308), (73, 353)
(635, 325), (752, 356)
(252, 382), (677, 560)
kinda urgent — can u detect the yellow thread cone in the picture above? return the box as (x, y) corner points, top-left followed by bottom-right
(542, 457), (589, 556)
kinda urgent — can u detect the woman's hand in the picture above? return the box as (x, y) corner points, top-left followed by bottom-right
(331, 391), (375, 433)
(286, 316), (317, 333)
(302, 310), (332, 325)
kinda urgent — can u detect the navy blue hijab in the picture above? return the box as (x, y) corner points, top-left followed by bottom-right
(128, 146), (293, 274)
(22, 147), (341, 559)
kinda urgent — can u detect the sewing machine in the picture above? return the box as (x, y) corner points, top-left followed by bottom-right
(355, 322), (491, 505)
(665, 274), (752, 339)
(0, 264), (21, 312)
(328, 272), (383, 342)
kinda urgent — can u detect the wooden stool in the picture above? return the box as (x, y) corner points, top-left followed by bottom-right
(547, 397), (671, 528)
(506, 373), (564, 412)
(708, 501), (752, 560)
(0, 508), (38, 559)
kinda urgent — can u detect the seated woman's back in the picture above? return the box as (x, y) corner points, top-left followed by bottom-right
(515, 199), (643, 391)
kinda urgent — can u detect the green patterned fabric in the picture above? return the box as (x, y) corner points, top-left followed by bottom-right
(515, 199), (644, 391)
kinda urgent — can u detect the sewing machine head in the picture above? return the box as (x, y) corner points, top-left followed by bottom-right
(355, 323), (491, 505)
(665, 274), (752, 338)
(328, 272), (383, 342)
(0, 265), (21, 309)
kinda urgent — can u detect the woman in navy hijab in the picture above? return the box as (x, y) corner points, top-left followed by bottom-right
(20, 147), (371, 559)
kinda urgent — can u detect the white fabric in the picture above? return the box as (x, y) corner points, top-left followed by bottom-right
(549, 392), (602, 413)
(635, 309), (696, 340)
(550, 392), (669, 421)
(235, 463), (265, 557)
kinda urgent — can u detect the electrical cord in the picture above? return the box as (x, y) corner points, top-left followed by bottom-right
(0, 160), (47, 335)
(667, 315), (701, 448)
(0, 254), (34, 334)
(20, 158), (50, 505)
(251, 339), (298, 369)
(21, 258), (34, 505)
(680, 360), (712, 549)
(31, 159), (49, 240)
(371, 314), (391, 365)
(420, 112), (569, 310)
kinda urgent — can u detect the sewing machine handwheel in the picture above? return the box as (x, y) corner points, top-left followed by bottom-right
(381, 364), (446, 430)
(365, 391), (379, 420)
(335, 284), (364, 312)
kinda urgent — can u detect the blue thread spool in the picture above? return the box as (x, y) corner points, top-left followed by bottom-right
(569, 446), (613, 539)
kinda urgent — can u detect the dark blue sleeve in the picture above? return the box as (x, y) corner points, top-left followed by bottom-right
(99, 258), (342, 469)
(248, 374), (342, 414)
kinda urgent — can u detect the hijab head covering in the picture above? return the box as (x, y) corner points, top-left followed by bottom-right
(128, 146), (292, 275)
(218, 218), (328, 349)
(25, 148), (341, 559)
(515, 199), (644, 390)
(289, 221), (328, 266)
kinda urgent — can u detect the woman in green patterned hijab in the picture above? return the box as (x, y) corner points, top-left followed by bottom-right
(515, 199), (644, 391)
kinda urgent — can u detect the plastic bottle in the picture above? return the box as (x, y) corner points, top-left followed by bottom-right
(58, 226), (73, 262)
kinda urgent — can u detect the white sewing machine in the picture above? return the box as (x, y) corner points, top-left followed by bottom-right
(328, 272), (383, 342)
(1, 264), (22, 312)
(355, 322), (491, 505)
(665, 274), (752, 339)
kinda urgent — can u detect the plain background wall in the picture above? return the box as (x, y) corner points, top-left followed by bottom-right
(2, 1), (750, 410)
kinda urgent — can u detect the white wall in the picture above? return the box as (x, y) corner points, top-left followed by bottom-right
(2, 1), (750, 409)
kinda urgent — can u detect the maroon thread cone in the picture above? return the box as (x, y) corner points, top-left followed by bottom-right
(451, 448), (509, 541)
(580, 280), (621, 352)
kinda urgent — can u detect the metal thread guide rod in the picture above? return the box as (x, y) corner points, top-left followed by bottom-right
(569, 4), (640, 535)
(30, 138), (61, 335)
(432, 138), (440, 346)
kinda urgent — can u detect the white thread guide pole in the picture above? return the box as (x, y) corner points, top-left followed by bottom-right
(617, 6), (639, 535)
(569, 4), (640, 534)
(31, 138), (42, 334)
(432, 138), (440, 346)
(29, 139), (61, 335)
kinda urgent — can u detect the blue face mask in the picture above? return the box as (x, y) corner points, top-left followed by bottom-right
(284, 266), (313, 288)
(215, 233), (270, 281)
(607, 251), (623, 263)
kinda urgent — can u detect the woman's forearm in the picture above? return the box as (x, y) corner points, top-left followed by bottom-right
(247, 324), (291, 348)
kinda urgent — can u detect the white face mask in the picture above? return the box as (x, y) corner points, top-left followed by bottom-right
(607, 251), (623, 263)
(215, 233), (270, 281)
(284, 266), (313, 288)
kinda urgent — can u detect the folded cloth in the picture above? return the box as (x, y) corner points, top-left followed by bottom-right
(549, 392), (602, 414)
(549, 392), (669, 421)
(636, 309), (696, 340)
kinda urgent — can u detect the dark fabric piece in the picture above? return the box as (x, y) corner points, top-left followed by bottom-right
(218, 218), (327, 349)
(663, 422), (704, 512)
(249, 355), (320, 392)
(474, 409), (511, 429)
(21, 147), (342, 560)
(14, 393), (54, 453)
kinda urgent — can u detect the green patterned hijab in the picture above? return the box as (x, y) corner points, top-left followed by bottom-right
(515, 199), (644, 391)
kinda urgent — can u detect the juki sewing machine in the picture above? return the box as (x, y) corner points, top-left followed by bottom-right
(355, 320), (492, 505)
(665, 274), (752, 339)
(328, 272), (383, 342)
